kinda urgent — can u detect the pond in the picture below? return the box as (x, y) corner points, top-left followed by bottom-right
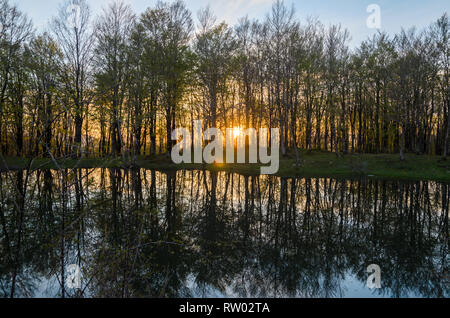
(0, 169), (448, 298)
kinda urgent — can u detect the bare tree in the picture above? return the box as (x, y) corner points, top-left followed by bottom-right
(52, 0), (94, 158)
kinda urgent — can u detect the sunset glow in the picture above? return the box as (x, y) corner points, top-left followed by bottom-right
(233, 127), (242, 139)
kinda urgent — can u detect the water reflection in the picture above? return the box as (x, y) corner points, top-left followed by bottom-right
(0, 169), (448, 298)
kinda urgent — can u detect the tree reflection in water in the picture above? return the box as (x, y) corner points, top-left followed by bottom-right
(0, 169), (448, 298)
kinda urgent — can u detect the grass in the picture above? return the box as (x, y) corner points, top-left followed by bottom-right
(2, 151), (450, 182)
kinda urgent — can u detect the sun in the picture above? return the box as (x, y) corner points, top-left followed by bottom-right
(233, 127), (242, 139)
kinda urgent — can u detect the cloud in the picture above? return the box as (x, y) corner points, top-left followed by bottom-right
(210, 0), (274, 24)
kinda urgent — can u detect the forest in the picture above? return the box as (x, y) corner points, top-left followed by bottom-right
(0, 0), (449, 164)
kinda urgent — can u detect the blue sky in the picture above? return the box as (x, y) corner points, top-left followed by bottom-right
(13, 0), (450, 47)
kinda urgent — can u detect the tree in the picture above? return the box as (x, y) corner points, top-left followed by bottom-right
(324, 24), (350, 156)
(264, 0), (296, 157)
(126, 22), (147, 161)
(194, 7), (236, 129)
(52, 0), (94, 158)
(94, 0), (134, 157)
(27, 33), (63, 157)
(0, 0), (32, 154)
(433, 14), (450, 159)
(141, 0), (193, 156)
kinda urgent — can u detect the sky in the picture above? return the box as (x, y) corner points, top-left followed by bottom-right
(12, 0), (450, 48)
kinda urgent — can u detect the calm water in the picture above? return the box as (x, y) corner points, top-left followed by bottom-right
(0, 169), (448, 298)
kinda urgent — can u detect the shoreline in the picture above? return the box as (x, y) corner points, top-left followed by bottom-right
(1, 152), (450, 182)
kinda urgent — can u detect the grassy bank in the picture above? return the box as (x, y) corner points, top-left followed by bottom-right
(2, 152), (450, 182)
